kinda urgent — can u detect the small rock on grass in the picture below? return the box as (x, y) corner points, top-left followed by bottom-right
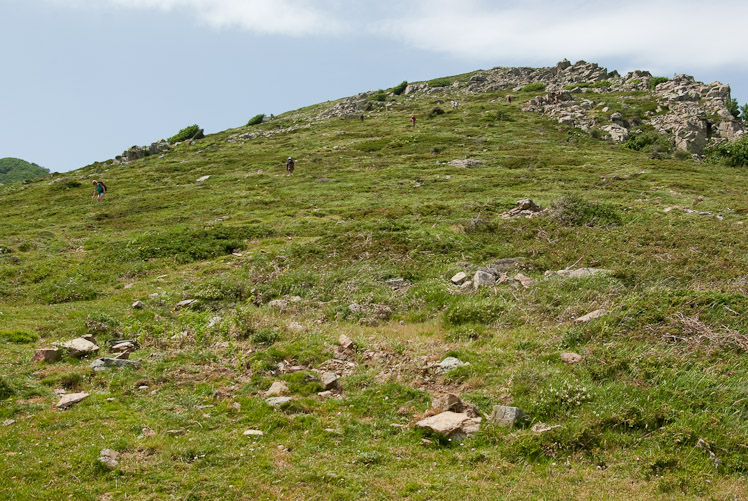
(338, 334), (355, 350)
(55, 392), (89, 409)
(575, 309), (607, 323)
(265, 381), (289, 396)
(489, 405), (529, 428)
(132, 301), (145, 309)
(90, 358), (141, 371)
(61, 338), (98, 358)
(32, 348), (61, 363)
(320, 372), (340, 390)
(415, 411), (481, 441)
(437, 357), (468, 373)
(451, 272), (468, 284)
(560, 352), (583, 364)
(3, 419), (16, 427)
(514, 273), (534, 289)
(98, 449), (119, 469)
(265, 396), (292, 407)
(243, 429), (264, 437)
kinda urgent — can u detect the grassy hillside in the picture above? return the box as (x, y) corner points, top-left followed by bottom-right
(0, 157), (49, 184)
(1, 79), (747, 499)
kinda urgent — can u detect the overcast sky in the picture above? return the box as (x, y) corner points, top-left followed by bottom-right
(2, 0), (747, 173)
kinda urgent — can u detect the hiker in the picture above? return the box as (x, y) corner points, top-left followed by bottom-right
(286, 157), (295, 175)
(92, 180), (107, 203)
(506, 94), (513, 103)
(360, 114), (364, 122)
(410, 115), (416, 128)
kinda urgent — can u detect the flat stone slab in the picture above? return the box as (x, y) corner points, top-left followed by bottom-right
(438, 357), (467, 373)
(33, 348), (61, 363)
(61, 338), (99, 358)
(55, 392), (89, 409)
(320, 372), (340, 390)
(338, 334), (355, 350)
(451, 272), (468, 284)
(175, 299), (198, 308)
(90, 358), (142, 371)
(575, 309), (607, 323)
(490, 405), (529, 428)
(243, 429), (264, 437)
(553, 268), (612, 279)
(415, 411), (481, 440)
(265, 381), (289, 397)
(560, 352), (583, 364)
(265, 397), (292, 407)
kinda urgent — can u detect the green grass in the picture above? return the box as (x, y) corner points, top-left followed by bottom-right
(1, 76), (748, 499)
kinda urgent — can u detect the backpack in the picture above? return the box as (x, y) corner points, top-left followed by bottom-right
(98, 182), (108, 192)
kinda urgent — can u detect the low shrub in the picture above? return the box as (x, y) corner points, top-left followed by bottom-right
(705, 136), (748, 167)
(167, 125), (203, 143)
(650, 76), (669, 89)
(38, 276), (98, 304)
(0, 330), (39, 343)
(521, 82), (546, 93)
(0, 377), (13, 400)
(369, 90), (386, 102)
(427, 107), (445, 119)
(551, 195), (622, 227)
(625, 130), (672, 153)
(428, 77), (453, 88)
(247, 114), (265, 126)
(193, 277), (246, 302)
(250, 327), (280, 346)
(592, 80), (612, 88)
(391, 81), (408, 96)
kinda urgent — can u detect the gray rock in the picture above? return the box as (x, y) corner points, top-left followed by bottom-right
(431, 394), (480, 418)
(175, 299), (198, 308)
(55, 392), (89, 409)
(450, 272), (468, 284)
(33, 348), (61, 363)
(196, 175), (211, 183)
(489, 405), (529, 428)
(98, 449), (119, 469)
(473, 270), (495, 289)
(61, 338), (99, 358)
(448, 158), (483, 168)
(560, 352), (583, 364)
(320, 372), (340, 390)
(90, 358), (142, 371)
(338, 334), (355, 350)
(438, 357), (467, 373)
(265, 381), (289, 396)
(265, 397), (293, 407)
(3, 419), (16, 426)
(575, 309), (607, 323)
(415, 411), (481, 440)
(386, 278), (409, 289)
(553, 268), (611, 279)
(111, 341), (137, 354)
(132, 300), (145, 309)
(243, 429), (264, 437)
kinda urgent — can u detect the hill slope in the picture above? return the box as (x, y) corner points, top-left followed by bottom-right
(1, 62), (747, 499)
(0, 157), (49, 184)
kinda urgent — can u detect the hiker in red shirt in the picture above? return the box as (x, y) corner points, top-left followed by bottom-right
(410, 115), (416, 128)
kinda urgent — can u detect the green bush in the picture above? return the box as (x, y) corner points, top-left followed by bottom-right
(250, 327), (280, 346)
(193, 277), (246, 302)
(741, 103), (748, 122)
(427, 107), (445, 119)
(0, 377), (14, 400)
(728, 99), (740, 120)
(650, 76), (669, 89)
(247, 114), (265, 126)
(0, 330), (39, 343)
(391, 81), (408, 96)
(521, 82), (546, 93)
(444, 297), (503, 326)
(625, 131), (671, 153)
(704, 136), (748, 167)
(428, 78), (453, 88)
(592, 80), (612, 88)
(369, 90), (386, 102)
(168, 125), (203, 143)
(551, 195), (622, 227)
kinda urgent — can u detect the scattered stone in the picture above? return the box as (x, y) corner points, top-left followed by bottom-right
(98, 449), (119, 469)
(32, 348), (61, 363)
(61, 337), (99, 358)
(560, 352), (583, 364)
(552, 268), (612, 279)
(142, 427), (156, 437)
(175, 299), (198, 308)
(243, 429), (264, 437)
(473, 270), (495, 289)
(317, 390), (335, 399)
(575, 309), (607, 323)
(386, 278), (409, 289)
(514, 273), (534, 289)
(431, 394), (480, 418)
(448, 158), (483, 168)
(55, 392), (89, 409)
(267, 296), (302, 310)
(265, 397), (293, 407)
(196, 175), (211, 182)
(338, 334), (355, 350)
(451, 272), (468, 284)
(265, 381), (289, 397)
(501, 199), (543, 219)
(532, 422), (562, 433)
(132, 300), (145, 309)
(415, 411), (482, 440)
(438, 357), (468, 373)
(90, 358), (142, 371)
(113, 351), (131, 360)
(489, 405), (529, 428)
(111, 340), (137, 353)
(165, 429), (185, 435)
(3, 419), (16, 427)
(320, 372), (340, 390)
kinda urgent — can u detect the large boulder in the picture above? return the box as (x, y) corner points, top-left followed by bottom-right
(61, 338), (99, 358)
(415, 411), (482, 440)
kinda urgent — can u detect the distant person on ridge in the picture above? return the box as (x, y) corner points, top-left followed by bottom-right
(286, 157), (295, 175)
(360, 114), (365, 122)
(410, 115), (416, 128)
(92, 180), (107, 203)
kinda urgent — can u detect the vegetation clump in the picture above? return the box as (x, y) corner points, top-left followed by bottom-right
(391, 80), (408, 95)
(551, 195), (623, 227)
(705, 136), (748, 167)
(0, 158), (49, 184)
(0, 330), (39, 343)
(521, 82), (546, 92)
(167, 124), (204, 143)
(247, 114), (265, 126)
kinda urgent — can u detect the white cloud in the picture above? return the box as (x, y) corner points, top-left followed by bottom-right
(44, 0), (748, 72)
(371, 0), (748, 72)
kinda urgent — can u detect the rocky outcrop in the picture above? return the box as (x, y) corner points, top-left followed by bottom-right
(114, 140), (171, 164)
